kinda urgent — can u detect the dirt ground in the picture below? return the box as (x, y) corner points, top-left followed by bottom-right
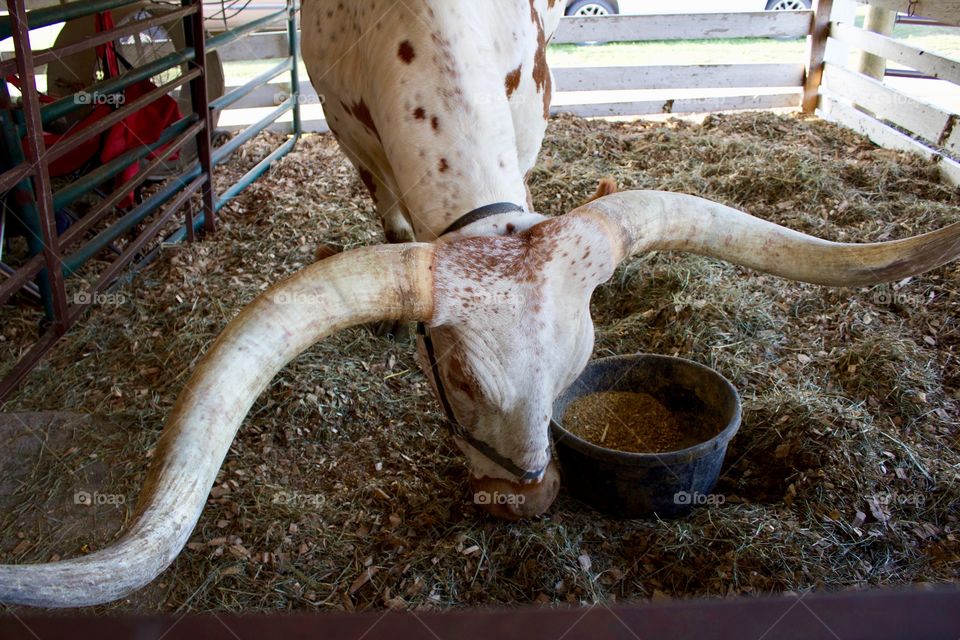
(0, 111), (958, 613)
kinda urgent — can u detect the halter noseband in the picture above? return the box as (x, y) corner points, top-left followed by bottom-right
(418, 202), (548, 483)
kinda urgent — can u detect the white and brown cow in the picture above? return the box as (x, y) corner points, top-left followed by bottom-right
(2, 0), (960, 607)
(301, 0), (579, 512)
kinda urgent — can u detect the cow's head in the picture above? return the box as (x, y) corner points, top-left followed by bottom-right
(419, 213), (617, 519)
(3, 190), (959, 606)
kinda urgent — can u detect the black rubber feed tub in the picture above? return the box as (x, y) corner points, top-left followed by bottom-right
(551, 354), (741, 518)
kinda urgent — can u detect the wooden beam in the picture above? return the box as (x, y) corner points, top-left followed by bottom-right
(223, 92), (803, 134)
(223, 66), (805, 110)
(219, 11), (815, 61)
(219, 30), (291, 61)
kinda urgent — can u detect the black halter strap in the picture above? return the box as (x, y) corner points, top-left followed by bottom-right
(439, 201), (525, 236)
(417, 323), (546, 482)
(419, 201), (546, 483)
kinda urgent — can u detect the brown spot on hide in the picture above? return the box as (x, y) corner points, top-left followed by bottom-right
(435, 220), (566, 290)
(341, 99), (381, 141)
(529, 0), (551, 118)
(413, 107), (426, 120)
(398, 40), (416, 63)
(505, 65), (522, 98)
(439, 158), (450, 173)
(446, 351), (477, 400)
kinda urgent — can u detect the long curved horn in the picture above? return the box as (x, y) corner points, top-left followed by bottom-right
(0, 243), (434, 607)
(578, 190), (960, 286)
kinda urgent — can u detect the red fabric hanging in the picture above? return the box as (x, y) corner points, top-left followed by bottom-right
(7, 73), (110, 176)
(94, 9), (184, 207)
(94, 11), (121, 79)
(100, 79), (182, 208)
(11, 10), (183, 207)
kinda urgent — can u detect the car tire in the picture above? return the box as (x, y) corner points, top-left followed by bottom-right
(764, 0), (812, 9)
(565, 0), (620, 16)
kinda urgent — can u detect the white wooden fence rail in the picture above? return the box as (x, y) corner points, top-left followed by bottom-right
(553, 63), (805, 91)
(551, 10), (812, 42)
(821, 62), (960, 154)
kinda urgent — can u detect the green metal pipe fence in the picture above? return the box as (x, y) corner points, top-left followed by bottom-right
(0, 0), (302, 400)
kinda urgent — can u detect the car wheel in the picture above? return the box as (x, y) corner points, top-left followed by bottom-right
(764, 0), (812, 9)
(565, 0), (620, 16)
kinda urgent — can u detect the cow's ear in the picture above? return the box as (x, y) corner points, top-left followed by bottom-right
(582, 177), (617, 206)
(315, 244), (341, 262)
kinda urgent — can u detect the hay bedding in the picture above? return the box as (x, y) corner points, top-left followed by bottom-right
(0, 111), (958, 613)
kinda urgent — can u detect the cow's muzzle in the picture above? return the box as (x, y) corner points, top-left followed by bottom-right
(470, 460), (561, 520)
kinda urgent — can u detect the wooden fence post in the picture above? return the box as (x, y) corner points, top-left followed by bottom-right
(858, 5), (897, 80)
(803, 0), (834, 113)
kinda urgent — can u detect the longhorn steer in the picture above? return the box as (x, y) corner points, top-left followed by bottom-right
(2, 0), (960, 607)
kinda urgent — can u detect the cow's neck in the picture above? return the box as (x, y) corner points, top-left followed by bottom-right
(402, 153), (534, 242)
(368, 9), (543, 241)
